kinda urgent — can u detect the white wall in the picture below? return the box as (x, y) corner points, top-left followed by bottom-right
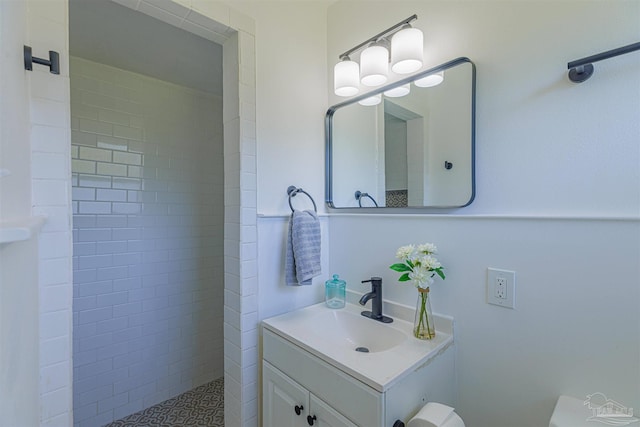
(327, 1), (640, 427)
(226, 2), (329, 313)
(0, 5), (40, 412)
(330, 216), (639, 426)
(0, 13), (35, 427)
(26, 2), (75, 425)
(231, 1), (329, 216)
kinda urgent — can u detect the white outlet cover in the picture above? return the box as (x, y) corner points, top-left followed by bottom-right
(487, 268), (516, 309)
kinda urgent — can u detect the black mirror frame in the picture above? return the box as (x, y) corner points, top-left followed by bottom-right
(325, 57), (476, 211)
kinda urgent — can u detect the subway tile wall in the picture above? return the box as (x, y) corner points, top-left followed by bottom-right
(70, 56), (224, 427)
(221, 30), (259, 427)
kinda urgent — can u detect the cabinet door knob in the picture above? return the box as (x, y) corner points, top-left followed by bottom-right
(307, 415), (317, 426)
(294, 405), (304, 416)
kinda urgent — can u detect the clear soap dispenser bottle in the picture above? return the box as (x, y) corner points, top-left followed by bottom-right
(325, 274), (346, 309)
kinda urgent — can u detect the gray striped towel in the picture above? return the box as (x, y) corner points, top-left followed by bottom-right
(285, 210), (321, 286)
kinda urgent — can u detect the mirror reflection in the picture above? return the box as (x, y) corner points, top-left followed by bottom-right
(326, 58), (475, 209)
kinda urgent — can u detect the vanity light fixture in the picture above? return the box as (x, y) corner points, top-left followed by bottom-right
(360, 43), (389, 86)
(333, 14), (423, 96)
(358, 94), (382, 106)
(384, 83), (410, 98)
(414, 71), (444, 87)
(334, 57), (360, 96)
(391, 25), (424, 74)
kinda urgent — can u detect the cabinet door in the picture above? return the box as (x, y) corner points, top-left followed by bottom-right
(263, 362), (308, 427)
(309, 394), (359, 427)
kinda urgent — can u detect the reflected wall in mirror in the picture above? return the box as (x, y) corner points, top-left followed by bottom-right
(326, 57), (475, 209)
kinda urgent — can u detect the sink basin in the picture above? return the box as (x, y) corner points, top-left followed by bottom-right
(262, 302), (453, 392)
(306, 309), (407, 353)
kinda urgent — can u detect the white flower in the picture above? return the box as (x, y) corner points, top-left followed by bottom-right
(418, 243), (437, 255)
(409, 265), (434, 289)
(392, 242), (445, 288)
(420, 255), (441, 270)
(408, 250), (421, 264)
(396, 245), (415, 261)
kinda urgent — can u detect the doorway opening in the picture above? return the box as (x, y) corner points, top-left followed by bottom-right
(69, 1), (227, 425)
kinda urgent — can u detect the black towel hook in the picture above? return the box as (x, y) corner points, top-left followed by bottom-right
(287, 186), (317, 212)
(24, 46), (60, 75)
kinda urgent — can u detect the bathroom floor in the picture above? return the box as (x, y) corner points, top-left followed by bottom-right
(104, 377), (224, 427)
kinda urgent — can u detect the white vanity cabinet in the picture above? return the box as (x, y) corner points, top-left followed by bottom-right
(262, 317), (456, 427)
(263, 361), (357, 427)
(262, 303), (456, 427)
(263, 329), (382, 426)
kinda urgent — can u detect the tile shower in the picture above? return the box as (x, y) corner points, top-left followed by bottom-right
(70, 57), (224, 427)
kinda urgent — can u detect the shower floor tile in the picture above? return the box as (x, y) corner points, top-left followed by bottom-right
(103, 377), (224, 427)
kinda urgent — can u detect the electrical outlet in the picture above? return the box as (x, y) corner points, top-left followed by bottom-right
(487, 268), (516, 308)
(495, 277), (507, 299)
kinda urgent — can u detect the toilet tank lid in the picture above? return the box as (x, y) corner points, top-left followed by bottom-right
(549, 395), (594, 427)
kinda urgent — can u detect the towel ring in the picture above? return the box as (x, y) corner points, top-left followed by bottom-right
(287, 185), (317, 212)
(355, 190), (379, 207)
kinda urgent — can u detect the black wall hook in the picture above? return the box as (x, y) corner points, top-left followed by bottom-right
(24, 45), (60, 75)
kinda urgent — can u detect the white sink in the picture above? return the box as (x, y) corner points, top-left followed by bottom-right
(305, 309), (407, 353)
(262, 302), (454, 392)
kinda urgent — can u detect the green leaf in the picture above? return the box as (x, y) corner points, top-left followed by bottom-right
(389, 263), (411, 272)
(435, 268), (446, 280)
(398, 273), (410, 281)
(407, 260), (415, 269)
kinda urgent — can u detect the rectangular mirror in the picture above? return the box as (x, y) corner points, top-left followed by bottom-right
(325, 57), (475, 209)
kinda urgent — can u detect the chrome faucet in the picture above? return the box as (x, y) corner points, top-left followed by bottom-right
(359, 277), (393, 323)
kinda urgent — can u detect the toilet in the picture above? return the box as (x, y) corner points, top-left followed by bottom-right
(413, 396), (632, 427)
(403, 395), (606, 427)
(549, 396), (592, 426)
(397, 395), (619, 427)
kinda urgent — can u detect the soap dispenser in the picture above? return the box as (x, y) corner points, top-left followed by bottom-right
(325, 274), (346, 309)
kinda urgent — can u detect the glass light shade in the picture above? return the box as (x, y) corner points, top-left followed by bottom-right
(360, 45), (389, 87)
(414, 71), (444, 88)
(334, 59), (360, 97)
(384, 83), (410, 98)
(358, 94), (382, 106)
(391, 27), (424, 74)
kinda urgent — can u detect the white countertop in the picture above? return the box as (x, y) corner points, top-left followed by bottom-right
(262, 302), (454, 392)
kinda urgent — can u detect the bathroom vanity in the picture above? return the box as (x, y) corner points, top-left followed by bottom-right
(262, 302), (456, 426)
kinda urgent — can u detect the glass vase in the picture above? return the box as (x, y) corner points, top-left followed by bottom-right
(414, 287), (435, 340)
